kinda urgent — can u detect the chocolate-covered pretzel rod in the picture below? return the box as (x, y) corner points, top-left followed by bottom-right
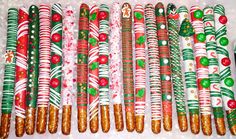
(155, 2), (172, 131)
(36, 4), (51, 134)
(167, 3), (188, 132)
(25, 5), (39, 135)
(214, 4), (236, 135)
(0, 8), (18, 139)
(98, 4), (110, 133)
(121, 3), (135, 132)
(190, 6), (212, 135)
(88, 5), (99, 133)
(77, 3), (89, 133)
(15, 7), (29, 137)
(61, 5), (76, 135)
(48, 3), (63, 134)
(134, 4), (146, 133)
(109, 2), (124, 131)
(178, 6), (200, 134)
(203, 6), (226, 135)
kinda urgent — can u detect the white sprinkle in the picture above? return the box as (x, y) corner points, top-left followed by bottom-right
(159, 9), (164, 13)
(166, 76), (170, 81)
(167, 95), (171, 100)
(160, 24), (165, 29)
(164, 59), (168, 64)
(162, 41), (167, 45)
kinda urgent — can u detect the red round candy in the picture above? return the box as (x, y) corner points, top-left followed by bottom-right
(219, 15), (227, 24)
(99, 78), (108, 86)
(221, 57), (231, 66)
(51, 54), (61, 64)
(99, 33), (107, 41)
(99, 11), (107, 20)
(52, 13), (61, 22)
(50, 78), (60, 88)
(228, 100), (236, 109)
(98, 55), (108, 64)
(52, 33), (61, 42)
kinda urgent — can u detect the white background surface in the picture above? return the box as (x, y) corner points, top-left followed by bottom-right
(0, 0), (236, 139)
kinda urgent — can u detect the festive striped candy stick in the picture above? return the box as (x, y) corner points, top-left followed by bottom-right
(77, 3), (89, 133)
(48, 3), (63, 134)
(167, 3), (188, 132)
(214, 4), (236, 135)
(88, 5), (99, 133)
(14, 7), (29, 137)
(190, 6), (212, 135)
(0, 8), (18, 139)
(121, 3), (135, 132)
(134, 4), (146, 133)
(98, 4), (110, 133)
(36, 4), (51, 134)
(203, 6), (226, 135)
(25, 5), (39, 135)
(109, 2), (124, 131)
(155, 2), (172, 131)
(144, 4), (161, 134)
(178, 6), (200, 134)
(61, 5), (76, 135)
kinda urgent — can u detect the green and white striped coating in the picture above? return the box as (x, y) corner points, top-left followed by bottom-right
(167, 3), (187, 115)
(99, 4), (110, 106)
(214, 4), (236, 128)
(1, 8), (18, 114)
(203, 6), (224, 118)
(178, 6), (199, 115)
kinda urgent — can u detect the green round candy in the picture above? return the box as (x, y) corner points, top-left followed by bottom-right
(197, 33), (206, 42)
(200, 57), (209, 66)
(200, 78), (210, 88)
(220, 37), (229, 46)
(194, 9), (203, 19)
(224, 78), (234, 87)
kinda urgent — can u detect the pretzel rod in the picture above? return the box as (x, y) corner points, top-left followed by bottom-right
(36, 4), (51, 134)
(203, 6), (226, 135)
(25, 5), (39, 135)
(61, 5), (76, 135)
(133, 4), (146, 133)
(167, 3), (188, 132)
(88, 5), (99, 133)
(0, 8), (18, 139)
(14, 7), (29, 137)
(190, 6), (212, 135)
(144, 4), (161, 134)
(98, 4), (110, 133)
(48, 3), (63, 134)
(77, 3), (89, 133)
(178, 6), (200, 134)
(121, 3), (135, 132)
(214, 4), (236, 135)
(109, 2), (124, 131)
(155, 2), (172, 131)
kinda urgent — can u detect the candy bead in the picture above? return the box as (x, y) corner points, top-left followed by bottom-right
(52, 13), (61, 22)
(52, 33), (61, 42)
(219, 15), (227, 24)
(224, 78), (234, 87)
(200, 78), (210, 88)
(194, 9), (203, 19)
(219, 37), (229, 46)
(50, 78), (60, 88)
(221, 57), (231, 66)
(227, 100), (236, 109)
(197, 33), (206, 42)
(200, 56), (209, 66)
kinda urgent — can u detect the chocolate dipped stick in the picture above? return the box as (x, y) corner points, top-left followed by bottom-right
(155, 2), (172, 131)
(88, 5), (99, 133)
(178, 6), (200, 134)
(167, 3), (188, 132)
(144, 3), (162, 134)
(203, 6), (226, 135)
(0, 8), (18, 139)
(48, 3), (63, 134)
(14, 7), (29, 137)
(36, 4), (51, 134)
(190, 6), (212, 135)
(121, 3), (135, 132)
(61, 5), (76, 135)
(109, 2), (124, 131)
(214, 4), (236, 135)
(25, 5), (39, 135)
(98, 4), (110, 133)
(134, 4), (146, 133)
(77, 3), (89, 133)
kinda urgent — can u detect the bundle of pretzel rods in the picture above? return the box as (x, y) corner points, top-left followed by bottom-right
(0, 2), (236, 138)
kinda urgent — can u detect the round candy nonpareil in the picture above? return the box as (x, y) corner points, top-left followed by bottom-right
(194, 9), (203, 19)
